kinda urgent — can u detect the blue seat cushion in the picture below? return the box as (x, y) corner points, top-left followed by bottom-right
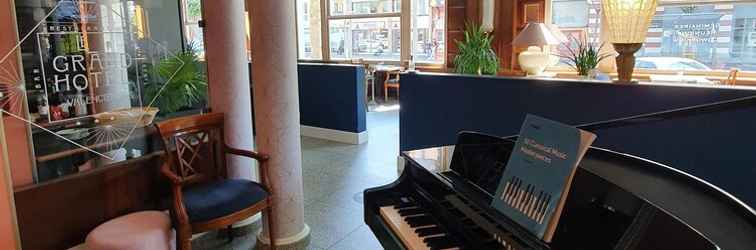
(182, 179), (269, 223)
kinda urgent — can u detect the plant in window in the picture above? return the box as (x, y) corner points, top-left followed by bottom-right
(454, 23), (499, 75)
(144, 42), (207, 114)
(559, 37), (612, 77)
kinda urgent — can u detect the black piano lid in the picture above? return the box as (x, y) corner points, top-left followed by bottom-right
(406, 136), (756, 249)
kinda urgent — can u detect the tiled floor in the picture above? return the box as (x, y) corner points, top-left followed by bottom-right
(195, 109), (400, 250)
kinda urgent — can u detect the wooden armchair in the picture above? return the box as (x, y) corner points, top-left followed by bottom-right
(155, 113), (275, 250)
(384, 70), (401, 102)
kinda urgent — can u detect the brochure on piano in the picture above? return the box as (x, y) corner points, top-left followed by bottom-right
(491, 114), (596, 242)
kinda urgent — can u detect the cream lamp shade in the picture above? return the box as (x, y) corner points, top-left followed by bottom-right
(601, 0), (658, 43)
(513, 23), (563, 76)
(512, 23), (563, 47)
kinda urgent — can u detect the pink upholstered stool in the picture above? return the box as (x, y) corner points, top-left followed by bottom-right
(86, 211), (175, 250)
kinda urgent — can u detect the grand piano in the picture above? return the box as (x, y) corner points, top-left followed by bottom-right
(364, 97), (756, 250)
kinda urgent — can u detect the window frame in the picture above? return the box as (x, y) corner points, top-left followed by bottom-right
(296, 0), (446, 66)
(179, 0), (205, 60)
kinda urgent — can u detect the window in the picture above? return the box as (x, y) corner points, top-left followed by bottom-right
(296, 0), (446, 64)
(11, 0), (207, 183)
(297, 0), (324, 59)
(411, 0), (445, 63)
(329, 17), (401, 60)
(182, 0), (204, 59)
(328, 0), (403, 61)
(550, 0), (756, 73)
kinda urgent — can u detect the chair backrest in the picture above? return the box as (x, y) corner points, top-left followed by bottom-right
(156, 113), (227, 185)
(726, 68), (740, 85)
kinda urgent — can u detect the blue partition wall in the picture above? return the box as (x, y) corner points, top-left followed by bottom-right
(400, 72), (756, 207)
(298, 63), (366, 133)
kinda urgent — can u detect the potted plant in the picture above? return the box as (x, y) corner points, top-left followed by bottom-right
(454, 23), (500, 75)
(144, 43), (208, 115)
(559, 37), (613, 78)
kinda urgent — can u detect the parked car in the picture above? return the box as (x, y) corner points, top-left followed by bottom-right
(635, 57), (712, 71)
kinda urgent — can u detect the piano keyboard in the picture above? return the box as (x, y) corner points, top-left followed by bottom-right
(379, 197), (462, 250)
(379, 195), (528, 250)
(500, 176), (552, 224)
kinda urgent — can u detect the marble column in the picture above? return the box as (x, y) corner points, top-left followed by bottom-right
(247, 0), (309, 248)
(204, 0), (255, 181)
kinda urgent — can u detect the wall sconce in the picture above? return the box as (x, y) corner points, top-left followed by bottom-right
(481, 0), (495, 32)
(602, 0), (657, 83)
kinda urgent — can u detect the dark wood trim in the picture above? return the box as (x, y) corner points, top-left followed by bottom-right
(14, 152), (169, 250)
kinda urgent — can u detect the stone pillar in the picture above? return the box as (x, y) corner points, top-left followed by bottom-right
(247, 0), (310, 249)
(204, 0), (255, 181)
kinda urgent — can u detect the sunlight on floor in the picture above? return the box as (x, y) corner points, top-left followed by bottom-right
(372, 104), (400, 112)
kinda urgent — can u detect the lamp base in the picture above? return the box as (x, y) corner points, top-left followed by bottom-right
(518, 46), (550, 76)
(612, 43), (643, 83)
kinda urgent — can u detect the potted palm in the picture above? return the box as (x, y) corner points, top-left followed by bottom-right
(454, 23), (500, 75)
(144, 43), (208, 116)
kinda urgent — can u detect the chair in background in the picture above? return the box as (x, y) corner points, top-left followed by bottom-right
(352, 58), (376, 105)
(364, 64), (376, 105)
(156, 113), (275, 250)
(723, 68), (740, 85)
(384, 70), (401, 102)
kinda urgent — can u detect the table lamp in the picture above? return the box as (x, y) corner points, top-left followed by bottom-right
(602, 0), (658, 83)
(512, 23), (564, 76)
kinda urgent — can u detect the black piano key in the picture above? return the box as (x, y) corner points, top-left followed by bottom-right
(400, 196), (413, 204)
(397, 207), (425, 217)
(405, 215), (436, 228)
(394, 202), (417, 210)
(423, 236), (457, 250)
(416, 226), (444, 237)
(449, 208), (465, 217)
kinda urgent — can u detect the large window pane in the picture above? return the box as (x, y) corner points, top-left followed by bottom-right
(183, 0), (204, 59)
(297, 0), (323, 59)
(551, 0), (756, 72)
(638, 3), (756, 71)
(412, 0), (445, 63)
(329, 17), (401, 60)
(330, 0), (401, 16)
(552, 0), (588, 28)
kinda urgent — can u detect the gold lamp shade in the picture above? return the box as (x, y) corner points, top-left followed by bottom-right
(601, 0), (658, 43)
(601, 0), (658, 82)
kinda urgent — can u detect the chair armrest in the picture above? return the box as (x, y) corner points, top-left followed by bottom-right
(160, 161), (183, 185)
(224, 145), (270, 162)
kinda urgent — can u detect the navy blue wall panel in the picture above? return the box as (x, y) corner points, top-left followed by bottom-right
(298, 63), (366, 133)
(400, 72), (756, 206)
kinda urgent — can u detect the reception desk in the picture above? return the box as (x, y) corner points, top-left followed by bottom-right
(399, 72), (756, 207)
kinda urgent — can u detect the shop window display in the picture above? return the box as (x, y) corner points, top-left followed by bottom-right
(551, 0), (756, 72)
(4, 0), (206, 183)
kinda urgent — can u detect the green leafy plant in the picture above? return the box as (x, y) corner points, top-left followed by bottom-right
(454, 23), (500, 75)
(559, 37), (612, 76)
(144, 43), (207, 114)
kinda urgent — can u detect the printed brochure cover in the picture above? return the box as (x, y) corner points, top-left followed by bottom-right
(491, 114), (596, 241)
